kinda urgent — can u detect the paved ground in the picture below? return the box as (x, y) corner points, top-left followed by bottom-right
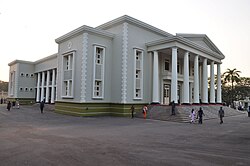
(0, 104), (250, 166)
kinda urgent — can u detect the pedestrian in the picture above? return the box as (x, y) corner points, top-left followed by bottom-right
(218, 107), (225, 124)
(198, 107), (205, 124)
(0, 98), (3, 104)
(16, 99), (20, 109)
(189, 108), (196, 123)
(40, 101), (45, 113)
(130, 105), (135, 119)
(12, 100), (16, 109)
(142, 105), (148, 119)
(247, 106), (250, 117)
(171, 100), (176, 115)
(7, 101), (11, 111)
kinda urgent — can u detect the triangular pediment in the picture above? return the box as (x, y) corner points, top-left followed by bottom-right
(176, 34), (223, 56)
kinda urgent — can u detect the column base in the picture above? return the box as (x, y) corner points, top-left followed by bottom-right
(181, 103), (191, 105)
(151, 102), (160, 105)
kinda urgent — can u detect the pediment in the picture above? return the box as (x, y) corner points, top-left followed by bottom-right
(176, 34), (223, 55)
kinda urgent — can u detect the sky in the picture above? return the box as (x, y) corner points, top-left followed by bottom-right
(0, 0), (250, 82)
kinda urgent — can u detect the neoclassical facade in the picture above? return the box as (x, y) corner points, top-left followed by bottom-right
(8, 15), (224, 116)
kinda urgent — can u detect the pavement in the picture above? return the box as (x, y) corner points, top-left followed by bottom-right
(0, 104), (250, 166)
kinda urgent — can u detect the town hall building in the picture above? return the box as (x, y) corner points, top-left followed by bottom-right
(8, 15), (224, 116)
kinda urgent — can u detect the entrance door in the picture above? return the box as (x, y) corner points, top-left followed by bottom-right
(163, 84), (170, 105)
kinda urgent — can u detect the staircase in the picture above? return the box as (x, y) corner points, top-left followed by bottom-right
(135, 104), (245, 123)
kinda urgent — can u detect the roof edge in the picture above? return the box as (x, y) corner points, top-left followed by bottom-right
(55, 25), (115, 44)
(176, 33), (223, 55)
(96, 15), (173, 37)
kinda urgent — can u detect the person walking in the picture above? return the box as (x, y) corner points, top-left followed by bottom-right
(171, 101), (176, 115)
(218, 107), (225, 124)
(248, 106), (250, 117)
(142, 105), (148, 119)
(40, 101), (45, 114)
(198, 107), (205, 124)
(16, 99), (20, 109)
(130, 105), (135, 119)
(7, 101), (11, 111)
(189, 109), (196, 123)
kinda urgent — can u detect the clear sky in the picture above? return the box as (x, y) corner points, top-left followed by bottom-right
(0, 0), (250, 82)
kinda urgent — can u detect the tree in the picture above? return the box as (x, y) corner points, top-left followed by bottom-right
(0, 81), (8, 92)
(222, 68), (241, 104)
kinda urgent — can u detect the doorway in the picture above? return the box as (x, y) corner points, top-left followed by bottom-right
(163, 84), (170, 105)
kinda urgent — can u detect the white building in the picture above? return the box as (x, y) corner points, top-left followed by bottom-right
(8, 15), (224, 116)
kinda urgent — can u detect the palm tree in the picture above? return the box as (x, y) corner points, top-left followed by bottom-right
(222, 68), (241, 104)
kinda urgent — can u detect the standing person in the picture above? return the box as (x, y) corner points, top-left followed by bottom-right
(130, 105), (135, 119)
(189, 109), (196, 123)
(171, 101), (176, 115)
(7, 101), (11, 111)
(16, 99), (20, 109)
(142, 105), (148, 119)
(40, 101), (45, 114)
(218, 107), (225, 124)
(198, 107), (205, 124)
(248, 106), (250, 117)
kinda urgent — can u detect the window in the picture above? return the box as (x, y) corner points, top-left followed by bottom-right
(63, 80), (72, 97)
(96, 48), (103, 64)
(62, 51), (75, 98)
(20, 73), (24, 77)
(133, 49), (143, 99)
(93, 46), (105, 98)
(26, 73), (29, 77)
(135, 89), (141, 98)
(19, 87), (23, 91)
(63, 54), (73, 71)
(25, 87), (28, 91)
(164, 59), (170, 71)
(30, 73), (34, 77)
(30, 88), (33, 91)
(94, 80), (102, 97)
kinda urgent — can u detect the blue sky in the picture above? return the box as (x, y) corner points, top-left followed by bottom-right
(0, 0), (250, 81)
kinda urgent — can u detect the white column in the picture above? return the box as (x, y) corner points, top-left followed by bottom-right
(210, 61), (215, 103)
(51, 69), (55, 104)
(171, 47), (178, 103)
(193, 55), (199, 103)
(45, 70), (50, 103)
(152, 51), (159, 103)
(36, 73), (41, 102)
(189, 83), (193, 104)
(202, 58), (208, 103)
(40, 71), (45, 102)
(183, 51), (189, 104)
(217, 64), (222, 103)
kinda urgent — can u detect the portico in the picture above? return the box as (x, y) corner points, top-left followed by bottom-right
(35, 68), (57, 103)
(147, 35), (224, 105)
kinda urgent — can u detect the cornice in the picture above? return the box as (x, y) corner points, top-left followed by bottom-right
(8, 60), (34, 66)
(55, 25), (115, 44)
(176, 33), (223, 55)
(146, 36), (225, 60)
(34, 53), (58, 64)
(96, 15), (173, 37)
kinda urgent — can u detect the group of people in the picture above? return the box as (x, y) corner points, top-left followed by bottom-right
(5, 99), (45, 113)
(0, 98), (7, 104)
(190, 107), (225, 124)
(6, 100), (20, 111)
(131, 104), (225, 125)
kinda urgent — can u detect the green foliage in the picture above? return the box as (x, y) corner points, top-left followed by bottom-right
(221, 68), (250, 105)
(0, 81), (8, 92)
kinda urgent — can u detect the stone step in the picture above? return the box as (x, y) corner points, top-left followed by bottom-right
(135, 104), (245, 123)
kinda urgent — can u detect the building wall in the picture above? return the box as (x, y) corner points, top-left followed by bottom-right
(57, 34), (83, 102)
(18, 63), (36, 98)
(35, 55), (57, 73)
